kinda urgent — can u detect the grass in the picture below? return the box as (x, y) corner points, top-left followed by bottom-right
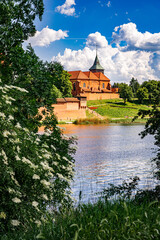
(87, 99), (150, 124)
(73, 117), (108, 125)
(2, 199), (160, 240)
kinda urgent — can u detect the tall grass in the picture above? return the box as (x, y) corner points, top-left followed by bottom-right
(2, 199), (160, 240)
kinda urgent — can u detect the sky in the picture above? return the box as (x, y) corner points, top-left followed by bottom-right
(25, 0), (160, 84)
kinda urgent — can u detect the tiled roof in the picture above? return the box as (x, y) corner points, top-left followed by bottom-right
(68, 71), (89, 80)
(56, 98), (80, 103)
(64, 97), (80, 102)
(56, 98), (66, 103)
(83, 71), (99, 80)
(93, 72), (110, 81)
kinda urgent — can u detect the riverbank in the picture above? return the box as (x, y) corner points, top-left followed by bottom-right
(58, 99), (150, 125)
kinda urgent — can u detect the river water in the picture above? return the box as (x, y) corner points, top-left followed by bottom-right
(60, 124), (158, 203)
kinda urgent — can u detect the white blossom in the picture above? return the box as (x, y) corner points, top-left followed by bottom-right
(12, 197), (21, 203)
(16, 122), (22, 129)
(41, 194), (48, 200)
(11, 220), (20, 226)
(32, 174), (40, 180)
(15, 155), (21, 161)
(41, 179), (50, 187)
(8, 115), (14, 121)
(32, 201), (39, 207)
(3, 130), (10, 137)
(0, 112), (5, 118)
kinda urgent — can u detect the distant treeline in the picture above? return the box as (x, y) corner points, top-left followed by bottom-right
(112, 78), (160, 104)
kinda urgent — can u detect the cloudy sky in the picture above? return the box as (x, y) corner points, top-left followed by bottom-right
(26, 0), (160, 84)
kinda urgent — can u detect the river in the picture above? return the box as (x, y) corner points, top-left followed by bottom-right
(60, 124), (158, 203)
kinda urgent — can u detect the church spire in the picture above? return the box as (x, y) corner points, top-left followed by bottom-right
(89, 49), (104, 74)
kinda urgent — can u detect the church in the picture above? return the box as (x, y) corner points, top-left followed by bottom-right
(68, 54), (119, 100)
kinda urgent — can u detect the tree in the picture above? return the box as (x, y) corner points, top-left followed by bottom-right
(119, 83), (133, 104)
(129, 78), (140, 97)
(137, 87), (148, 104)
(141, 80), (159, 104)
(0, 82), (76, 231)
(0, 0), (76, 231)
(47, 62), (72, 97)
(0, 0), (44, 51)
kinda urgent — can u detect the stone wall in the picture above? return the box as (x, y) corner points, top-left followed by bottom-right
(80, 92), (119, 100)
(53, 109), (86, 121)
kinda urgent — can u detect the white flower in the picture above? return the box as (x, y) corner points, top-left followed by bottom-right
(6, 100), (12, 105)
(8, 188), (15, 194)
(8, 115), (14, 121)
(15, 155), (21, 161)
(35, 220), (41, 226)
(41, 179), (50, 187)
(0, 112), (5, 118)
(42, 194), (48, 201)
(17, 146), (20, 152)
(12, 197), (21, 203)
(3, 130), (10, 137)
(11, 220), (20, 226)
(32, 174), (40, 180)
(32, 201), (39, 207)
(16, 122), (22, 129)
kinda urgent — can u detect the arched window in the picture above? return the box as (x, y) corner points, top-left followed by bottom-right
(102, 83), (105, 88)
(73, 82), (76, 91)
(83, 83), (86, 88)
(107, 83), (111, 90)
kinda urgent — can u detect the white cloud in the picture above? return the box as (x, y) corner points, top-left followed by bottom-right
(112, 22), (160, 51)
(55, 0), (76, 16)
(52, 26), (160, 83)
(86, 32), (108, 48)
(27, 27), (68, 47)
(107, 1), (111, 7)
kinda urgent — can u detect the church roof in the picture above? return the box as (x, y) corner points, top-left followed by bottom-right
(68, 71), (89, 80)
(94, 72), (110, 81)
(83, 71), (99, 80)
(89, 54), (104, 71)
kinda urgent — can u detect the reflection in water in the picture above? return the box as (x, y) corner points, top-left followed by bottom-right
(61, 124), (157, 203)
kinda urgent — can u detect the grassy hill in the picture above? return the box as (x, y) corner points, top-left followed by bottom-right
(85, 99), (150, 124)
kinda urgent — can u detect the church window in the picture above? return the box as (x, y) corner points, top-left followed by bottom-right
(83, 83), (86, 88)
(102, 83), (105, 88)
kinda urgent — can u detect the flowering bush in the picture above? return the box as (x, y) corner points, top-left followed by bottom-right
(0, 81), (76, 231)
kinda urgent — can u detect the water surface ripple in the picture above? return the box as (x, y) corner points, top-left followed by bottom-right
(60, 124), (157, 203)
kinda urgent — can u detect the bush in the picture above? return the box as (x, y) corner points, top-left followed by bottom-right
(0, 81), (76, 231)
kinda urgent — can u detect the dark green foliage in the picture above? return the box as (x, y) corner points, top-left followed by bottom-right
(129, 77), (140, 97)
(102, 176), (140, 200)
(0, 0), (44, 51)
(117, 83), (133, 104)
(137, 87), (148, 103)
(141, 80), (160, 104)
(47, 61), (72, 97)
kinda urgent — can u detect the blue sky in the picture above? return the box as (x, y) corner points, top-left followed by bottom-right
(26, 0), (160, 83)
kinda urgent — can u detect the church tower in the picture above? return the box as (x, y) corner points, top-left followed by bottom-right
(89, 53), (104, 74)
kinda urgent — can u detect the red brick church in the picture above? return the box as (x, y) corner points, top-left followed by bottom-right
(68, 54), (119, 100)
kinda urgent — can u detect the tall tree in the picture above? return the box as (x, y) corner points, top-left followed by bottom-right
(141, 80), (159, 104)
(129, 78), (140, 97)
(119, 83), (133, 104)
(137, 87), (148, 104)
(47, 62), (72, 97)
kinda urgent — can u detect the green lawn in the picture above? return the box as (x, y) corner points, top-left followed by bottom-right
(87, 99), (150, 122)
